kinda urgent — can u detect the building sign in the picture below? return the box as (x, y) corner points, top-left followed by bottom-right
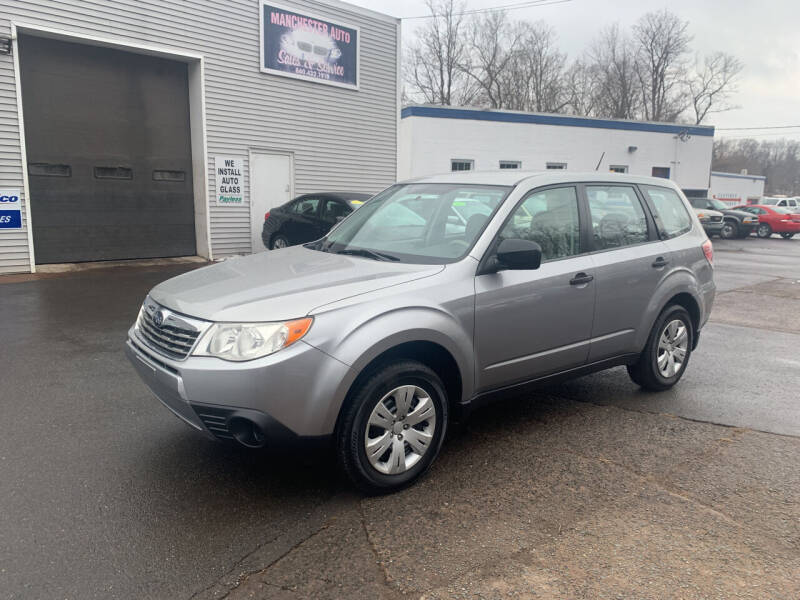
(260, 1), (359, 90)
(215, 157), (244, 205)
(0, 189), (22, 229)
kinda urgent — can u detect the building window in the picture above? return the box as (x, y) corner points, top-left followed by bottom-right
(451, 159), (474, 172)
(609, 165), (628, 173)
(94, 166), (133, 180)
(651, 166), (670, 179)
(546, 162), (567, 170)
(28, 163), (71, 177)
(499, 160), (521, 170)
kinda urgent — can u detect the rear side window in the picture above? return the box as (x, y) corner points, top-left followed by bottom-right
(643, 186), (692, 239)
(586, 186), (649, 250)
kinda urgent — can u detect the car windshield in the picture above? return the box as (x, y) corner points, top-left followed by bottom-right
(708, 198), (729, 210)
(313, 183), (511, 264)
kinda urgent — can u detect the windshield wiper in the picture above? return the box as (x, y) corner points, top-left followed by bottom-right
(335, 248), (400, 262)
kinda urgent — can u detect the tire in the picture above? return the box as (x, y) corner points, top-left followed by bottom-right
(337, 360), (448, 494)
(720, 220), (738, 240)
(270, 234), (290, 250)
(757, 223), (772, 238)
(780, 232), (794, 239)
(627, 305), (694, 392)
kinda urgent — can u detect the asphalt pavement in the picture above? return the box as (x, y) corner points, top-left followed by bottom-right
(1, 236), (798, 599)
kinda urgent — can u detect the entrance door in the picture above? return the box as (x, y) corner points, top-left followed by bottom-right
(250, 152), (292, 252)
(18, 34), (196, 263)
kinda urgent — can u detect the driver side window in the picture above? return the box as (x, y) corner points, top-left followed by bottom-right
(498, 186), (581, 261)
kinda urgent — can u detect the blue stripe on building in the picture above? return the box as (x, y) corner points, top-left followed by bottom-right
(401, 106), (715, 137)
(711, 171), (766, 181)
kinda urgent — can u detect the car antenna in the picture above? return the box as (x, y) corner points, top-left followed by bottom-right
(595, 151), (605, 171)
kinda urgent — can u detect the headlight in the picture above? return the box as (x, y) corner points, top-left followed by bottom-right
(193, 318), (313, 361)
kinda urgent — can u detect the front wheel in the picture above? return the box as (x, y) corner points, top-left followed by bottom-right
(337, 360), (448, 494)
(780, 232), (795, 239)
(720, 220), (738, 240)
(627, 305), (694, 392)
(757, 223), (772, 238)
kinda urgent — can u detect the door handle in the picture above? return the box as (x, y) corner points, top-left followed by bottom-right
(569, 272), (594, 286)
(652, 257), (670, 268)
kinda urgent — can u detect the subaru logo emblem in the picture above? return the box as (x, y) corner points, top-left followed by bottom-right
(153, 310), (165, 328)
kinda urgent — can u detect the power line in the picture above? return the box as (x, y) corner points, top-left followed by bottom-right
(716, 125), (800, 131)
(402, 0), (573, 20)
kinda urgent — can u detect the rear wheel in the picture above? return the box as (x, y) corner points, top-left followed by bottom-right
(270, 234), (290, 249)
(337, 360), (448, 494)
(780, 232), (795, 239)
(627, 305), (694, 392)
(757, 223), (772, 238)
(720, 220), (738, 240)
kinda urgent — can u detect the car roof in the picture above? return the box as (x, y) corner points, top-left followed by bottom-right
(295, 192), (372, 201)
(403, 170), (684, 191)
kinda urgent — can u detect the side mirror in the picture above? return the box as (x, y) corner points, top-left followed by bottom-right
(494, 238), (542, 271)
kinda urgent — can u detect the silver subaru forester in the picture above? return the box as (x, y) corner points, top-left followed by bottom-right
(126, 171), (715, 493)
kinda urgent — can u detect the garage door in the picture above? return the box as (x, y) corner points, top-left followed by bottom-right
(18, 35), (196, 263)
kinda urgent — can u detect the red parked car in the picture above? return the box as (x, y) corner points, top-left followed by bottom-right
(733, 204), (800, 239)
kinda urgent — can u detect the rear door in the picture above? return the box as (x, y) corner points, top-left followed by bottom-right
(584, 183), (671, 362)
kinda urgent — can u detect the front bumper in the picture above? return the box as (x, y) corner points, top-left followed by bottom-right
(125, 328), (354, 442)
(701, 221), (724, 235)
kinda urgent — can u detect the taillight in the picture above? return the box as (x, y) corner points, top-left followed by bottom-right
(264, 211), (270, 221)
(702, 239), (713, 266)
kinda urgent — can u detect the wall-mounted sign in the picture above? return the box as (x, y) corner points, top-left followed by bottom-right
(0, 189), (22, 229)
(260, 1), (359, 90)
(215, 157), (244, 205)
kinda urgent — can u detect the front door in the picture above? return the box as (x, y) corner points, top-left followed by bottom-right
(474, 186), (596, 393)
(250, 152), (292, 252)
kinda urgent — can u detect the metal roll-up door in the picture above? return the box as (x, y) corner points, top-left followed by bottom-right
(18, 34), (196, 263)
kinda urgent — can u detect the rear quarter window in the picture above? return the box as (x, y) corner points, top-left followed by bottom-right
(642, 186), (692, 239)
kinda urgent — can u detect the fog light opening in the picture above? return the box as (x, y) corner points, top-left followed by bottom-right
(228, 417), (267, 448)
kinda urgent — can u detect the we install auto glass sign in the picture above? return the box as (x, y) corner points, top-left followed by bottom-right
(260, 1), (359, 90)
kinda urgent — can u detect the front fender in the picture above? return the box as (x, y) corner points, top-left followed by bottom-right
(305, 305), (475, 432)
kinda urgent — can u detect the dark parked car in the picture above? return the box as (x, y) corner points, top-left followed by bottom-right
(688, 197), (759, 239)
(261, 192), (372, 250)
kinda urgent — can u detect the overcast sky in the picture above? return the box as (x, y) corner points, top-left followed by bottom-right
(348, 0), (800, 141)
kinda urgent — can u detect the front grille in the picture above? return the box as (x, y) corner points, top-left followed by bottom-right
(710, 215), (723, 222)
(136, 301), (202, 360)
(192, 405), (235, 441)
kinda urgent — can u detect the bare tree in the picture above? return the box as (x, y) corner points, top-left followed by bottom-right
(633, 9), (692, 122)
(563, 60), (598, 117)
(713, 138), (800, 195)
(462, 10), (522, 108)
(587, 24), (640, 119)
(688, 52), (743, 124)
(509, 21), (569, 113)
(403, 0), (476, 105)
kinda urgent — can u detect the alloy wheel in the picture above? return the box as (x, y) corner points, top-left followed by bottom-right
(656, 319), (689, 378)
(364, 385), (436, 475)
(273, 237), (288, 249)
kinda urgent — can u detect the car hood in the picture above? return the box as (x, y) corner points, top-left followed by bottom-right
(721, 208), (757, 219)
(149, 246), (444, 322)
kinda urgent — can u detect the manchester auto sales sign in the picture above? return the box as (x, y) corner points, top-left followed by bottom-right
(260, 1), (359, 90)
